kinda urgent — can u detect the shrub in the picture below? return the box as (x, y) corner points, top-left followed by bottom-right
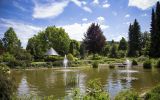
(0, 56), (3, 63)
(0, 64), (10, 73)
(156, 59), (160, 68)
(117, 50), (126, 58)
(109, 64), (115, 69)
(132, 59), (138, 66)
(0, 72), (16, 100)
(137, 55), (149, 62)
(92, 61), (99, 68)
(115, 90), (139, 100)
(67, 53), (74, 61)
(143, 60), (152, 69)
(144, 85), (160, 100)
(2, 52), (15, 62)
(44, 56), (63, 62)
(92, 54), (101, 60)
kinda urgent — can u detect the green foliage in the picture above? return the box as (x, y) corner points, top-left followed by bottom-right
(85, 79), (110, 100)
(109, 44), (118, 58)
(137, 55), (149, 62)
(132, 59), (138, 66)
(102, 45), (110, 56)
(109, 64), (115, 69)
(44, 56), (63, 62)
(79, 43), (86, 59)
(128, 19), (142, 57)
(115, 90), (139, 100)
(0, 64), (10, 73)
(143, 60), (152, 69)
(144, 85), (160, 100)
(14, 49), (32, 61)
(84, 23), (106, 54)
(67, 53), (74, 61)
(117, 50), (126, 58)
(92, 54), (101, 60)
(92, 61), (99, 68)
(0, 71), (16, 100)
(150, 2), (160, 57)
(155, 59), (160, 68)
(27, 26), (71, 59)
(69, 40), (80, 57)
(2, 52), (15, 62)
(2, 27), (21, 54)
(118, 37), (127, 51)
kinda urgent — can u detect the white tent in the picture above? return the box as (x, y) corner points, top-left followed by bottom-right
(45, 48), (59, 56)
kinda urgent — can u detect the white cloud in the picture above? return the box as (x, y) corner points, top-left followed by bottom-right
(33, 0), (92, 19)
(93, 0), (99, 5)
(82, 6), (92, 13)
(125, 14), (130, 18)
(60, 22), (109, 41)
(82, 18), (88, 21)
(97, 16), (105, 23)
(13, 1), (27, 11)
(33, 1), (69, 19)
(102, 0), (110, 8)
(128, 0), (159, 10)
(0, 18), (43, 48)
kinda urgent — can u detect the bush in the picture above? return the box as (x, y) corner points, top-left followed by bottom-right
(144, 85), (160, 100)
(115, 90), (139, 100)
(92, 61), (99, 68)
(156, 59), (160, 68)
(0, 64), (10, 73)
(0, 56), (3, 63)
(92, 54), (101, 60)
(67, 53), (74, 61)
(109, 64), (115, 69)
(44, 56), (63, 62)
(143, 60), (152, 69)
(132, 59), (138, 66)
(0, 72), (16, 100)
(117, 50), (126, 58)
(7, 60), (30, 68)
(137, 55), (149, 62)
(2, 52), (15, 62)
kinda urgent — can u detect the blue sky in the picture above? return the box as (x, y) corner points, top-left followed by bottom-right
(0, 0), (159, 48)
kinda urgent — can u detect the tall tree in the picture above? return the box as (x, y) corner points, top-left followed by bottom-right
(2, 27), (21, 54)
(0, 39), (4, 55)
(127, 19), (142, 57)
(118, 37), (127, 51)
(69, 40), (80, 56)
(84, 23), (106, 54)
(150, 2), (160, 57)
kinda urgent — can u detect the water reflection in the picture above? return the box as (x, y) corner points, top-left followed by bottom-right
(11, 67), (160, 98)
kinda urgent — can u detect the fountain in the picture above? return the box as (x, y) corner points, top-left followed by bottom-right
(118, 59), (138, 81)
(63, 55), (68, 68)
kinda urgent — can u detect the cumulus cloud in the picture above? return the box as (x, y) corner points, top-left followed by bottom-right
(102, 0), (110, 8)
(0, 18), (43, 48)
(33, 0), (92, 19)
(60, 22), (109, 41)
(97, 16), (105, 23)
(128, 0), (159, 10)
(125, 14), (130, 18)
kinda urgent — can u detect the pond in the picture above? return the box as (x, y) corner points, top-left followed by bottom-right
(11, 66), (160, 99)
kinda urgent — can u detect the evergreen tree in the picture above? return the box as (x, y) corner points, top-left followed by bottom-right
(80, 42), (86, 59)
(118, 37), (127, 51)
(84, 23), (106, 54)
(150, 2), (160, 57)
(127, 19), (142, 57)
(2, 27), (21, 54)
(109, 43), (118, 58)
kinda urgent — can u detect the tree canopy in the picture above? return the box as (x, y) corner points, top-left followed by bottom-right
(83, 23), (106, 54)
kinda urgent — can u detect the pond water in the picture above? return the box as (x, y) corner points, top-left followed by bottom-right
(11, 66), (160, 99)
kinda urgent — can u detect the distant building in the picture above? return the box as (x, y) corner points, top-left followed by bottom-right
(45, 48), (59, 56)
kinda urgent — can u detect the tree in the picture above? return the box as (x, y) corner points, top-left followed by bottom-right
(79, 42), (86, 59)
(102, 45), (110, 56)
(0, 39), (4, 55)
(118, 37), (127, 51)
(69, 40), (80, 56)
(109, 44), (118, 58)
(150, 2), (160, 57)
(27, 26), (71, 58)
(127, 19), (142, 57)
(2, 27), (21, 54)
(141, 32), (150, 55)
(84, 23), (106, 54)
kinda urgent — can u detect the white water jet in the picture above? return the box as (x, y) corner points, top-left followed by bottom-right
(63, 55), (68, 68)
